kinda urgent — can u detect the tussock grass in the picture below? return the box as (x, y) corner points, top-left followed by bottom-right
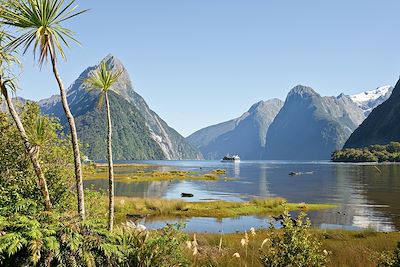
(186, 229), (400, 267)
(110, 197), (336, 221)
(144, 199), (188, 215)
(250, 197), (286, 208)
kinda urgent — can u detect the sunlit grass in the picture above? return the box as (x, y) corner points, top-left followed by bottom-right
(108, 197), (336, 222)
(185, 228), (400, 267)
(83, 164), (236, 182)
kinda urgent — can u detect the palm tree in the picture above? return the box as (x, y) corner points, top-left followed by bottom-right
(84, 61), (122, 231)
(0, 30), (52, 210)
(0, 0), (88, 219)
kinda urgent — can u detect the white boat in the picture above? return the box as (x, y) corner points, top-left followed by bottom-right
(221, 155), (240, 162)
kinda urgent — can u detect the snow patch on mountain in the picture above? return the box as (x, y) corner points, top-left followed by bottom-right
(350, 85), (393, 116)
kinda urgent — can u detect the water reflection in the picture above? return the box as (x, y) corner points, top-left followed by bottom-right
(85, 161), (400, 232)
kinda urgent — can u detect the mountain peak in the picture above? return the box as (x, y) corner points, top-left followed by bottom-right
(290, 85), (317, 94)
(101, 54), (125, 71)
(287, 85), (318, 101)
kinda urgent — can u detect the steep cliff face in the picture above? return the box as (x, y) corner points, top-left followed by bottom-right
(345, 79), (400, 148)
(40, 55), (203, 160)
(187, 99), (283, 159)
(264, 85), (365, 160)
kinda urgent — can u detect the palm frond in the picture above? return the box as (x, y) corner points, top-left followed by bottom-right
(0, 0), (88, 65)
(0, 29), (21, 93)
(83, 62), (123, 109)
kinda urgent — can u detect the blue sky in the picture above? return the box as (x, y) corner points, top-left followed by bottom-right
(15, 0), (400, 136)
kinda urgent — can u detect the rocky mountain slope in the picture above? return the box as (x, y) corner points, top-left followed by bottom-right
(345, 79), (400, 148)
(187, 99), (283, 159)
(263, 85), (365, 160)
(40, 55), (203, 160)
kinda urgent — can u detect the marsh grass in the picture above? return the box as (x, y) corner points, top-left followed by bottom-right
(186, 229), (400, 267)
(212, 169), (227, 175)
(250, 197), (286, 209)
(84, 164), (235, 182)
(144, 199), (188, 215)
(107, 197), (336, 222)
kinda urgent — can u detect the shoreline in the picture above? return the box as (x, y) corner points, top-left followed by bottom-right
(110, 196), (337, 222)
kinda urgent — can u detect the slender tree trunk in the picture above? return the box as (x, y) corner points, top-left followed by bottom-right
(0, 79), (52, 210)
(48, 45), (85, 219)
(105, 92), (115, 231)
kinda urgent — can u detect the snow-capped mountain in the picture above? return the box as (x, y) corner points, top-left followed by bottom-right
(351, 85), (393, 116)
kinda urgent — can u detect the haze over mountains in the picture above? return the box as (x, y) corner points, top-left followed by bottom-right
(187, 99), (283, 160)
(188, 84), (393, 160)
(39, 55), (203, 161)
(263, 86), (364, 160)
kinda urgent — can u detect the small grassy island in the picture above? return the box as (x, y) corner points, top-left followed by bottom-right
(84, 163), (237, 182)
(110, 197), (337, 222)
(332, 142), (400, 163)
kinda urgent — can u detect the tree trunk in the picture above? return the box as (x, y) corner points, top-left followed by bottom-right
(48, 45), (85, 220)
(105, 92), (115, 231)
(0, 79), (52, 210)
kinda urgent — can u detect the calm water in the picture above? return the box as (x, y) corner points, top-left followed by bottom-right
(85, 161), (400, 233)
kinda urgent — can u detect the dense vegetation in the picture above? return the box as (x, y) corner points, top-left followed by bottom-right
(332, 142), (400, 162)
(77, 92), (167, 160)
(0, 104), (188, 266)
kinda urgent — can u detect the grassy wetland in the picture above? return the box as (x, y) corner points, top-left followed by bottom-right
(84, 163), (237, 182)
(84, 163), (336, 221)
(184, 228), (400, 267)
(110, 196), (337, 222)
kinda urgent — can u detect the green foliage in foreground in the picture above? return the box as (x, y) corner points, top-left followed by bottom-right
(332, 142), (400, 163)
(0, 104), (188, 266)
(0, 103), (74, 213)
(260, 211), (328, 267)
(0, 214), (187, 267)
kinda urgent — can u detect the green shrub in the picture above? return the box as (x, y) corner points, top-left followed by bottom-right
(331, 142), (400, 163)
(0, 103), (74, 216)
(0, 213), (188, 267)
(260, 211), (328, 267)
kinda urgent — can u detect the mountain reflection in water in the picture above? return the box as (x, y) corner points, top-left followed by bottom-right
(85, 161), (400, 233)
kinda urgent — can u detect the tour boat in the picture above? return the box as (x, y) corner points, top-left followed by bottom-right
(221, 155), (240, 162)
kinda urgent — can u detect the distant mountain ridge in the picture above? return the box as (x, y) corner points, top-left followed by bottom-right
(263, 85), (365, 160)
(187, 83), (394, 160)
(345, 79), (400, 148)
(4, 60), (395, 161)
(187, 99), (283, 160)
(40, 55), (203, 160)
